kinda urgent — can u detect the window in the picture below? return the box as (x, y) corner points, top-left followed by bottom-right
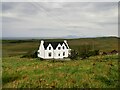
(49, 47), (51, 50)
(48, 52), (52, 57)
(63, 52), (65, 56)
(58, 53), (60, 56)
(58, 47), (61, 50)
(63, 46), (65, 49)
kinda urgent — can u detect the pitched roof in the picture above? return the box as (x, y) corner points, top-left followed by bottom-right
(43, 41), (68, 50)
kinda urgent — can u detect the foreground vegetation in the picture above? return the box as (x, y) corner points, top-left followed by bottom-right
(2, 55), (119, 88)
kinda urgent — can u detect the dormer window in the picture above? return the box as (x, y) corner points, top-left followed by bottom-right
(49, 47), (51, 50)
(58, 47), (61, 50)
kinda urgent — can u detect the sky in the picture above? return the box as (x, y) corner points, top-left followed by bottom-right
(1, 2), (118, 39)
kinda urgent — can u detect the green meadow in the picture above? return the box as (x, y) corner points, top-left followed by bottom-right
(2, 37), (119, 88)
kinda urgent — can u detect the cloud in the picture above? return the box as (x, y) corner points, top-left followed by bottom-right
(2, 2), (118, 38)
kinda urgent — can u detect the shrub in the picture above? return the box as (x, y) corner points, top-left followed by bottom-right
(68, 49), (79, 60)
(101, 52), (107, 55)
(79, 52), (89, 59)
(78, 44), (92, 59)
(88, 50), (99, 56)
(21, 50), (38, 58)
(77, 44), (99, 59)
(79, 50), (99, 59)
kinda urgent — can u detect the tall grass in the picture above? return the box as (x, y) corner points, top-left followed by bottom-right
(2, 55), (119, 88)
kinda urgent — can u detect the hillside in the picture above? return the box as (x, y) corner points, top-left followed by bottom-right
(2, 37), (118, 57)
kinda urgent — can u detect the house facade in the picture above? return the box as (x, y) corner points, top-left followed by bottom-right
(38, 40), (71, 59)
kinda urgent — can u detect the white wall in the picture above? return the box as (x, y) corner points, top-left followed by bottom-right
(54, 44), (62, 59)
(62, 43), (69, 58)
(38, 40), (45, 58)
(44, 44), (54, 59)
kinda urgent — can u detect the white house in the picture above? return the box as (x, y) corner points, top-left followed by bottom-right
(38, 40), (71, 59)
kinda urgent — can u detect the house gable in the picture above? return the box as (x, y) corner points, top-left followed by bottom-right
(61, 43), (67, 50)
(46, 43), (53, 51)
(56, 43), (62, 50)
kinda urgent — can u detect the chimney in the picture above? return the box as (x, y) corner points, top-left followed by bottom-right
(64, 40), (67, 43)
(64, 40), (69, 49)
(41, 40), (44, 44)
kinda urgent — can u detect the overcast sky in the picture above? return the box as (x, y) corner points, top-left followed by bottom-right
(2, 2), (118, 38)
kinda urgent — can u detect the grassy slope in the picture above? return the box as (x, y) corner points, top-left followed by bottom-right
(2, 37), (118, 57)
(2, 55), (118, 88)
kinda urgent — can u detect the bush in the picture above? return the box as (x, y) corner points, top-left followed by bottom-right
(77, 44), (99, 59)
(88, 50), (99, 56)
(68, 49), (79, 60)
(78, 44), (92, 59)
(69, 43), (99, 60)
(21, 50), (38, 58)
(79, 50), (99, 59)
(79, 52), (89, 59)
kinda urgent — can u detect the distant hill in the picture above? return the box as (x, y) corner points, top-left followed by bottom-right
(2, 36), (119, 40)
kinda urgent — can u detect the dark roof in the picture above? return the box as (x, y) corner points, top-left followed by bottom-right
(43, 41), (68, 50)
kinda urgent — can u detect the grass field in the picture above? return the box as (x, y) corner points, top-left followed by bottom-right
(2, 55), (119, 88)
(2, 37), (119, 88)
